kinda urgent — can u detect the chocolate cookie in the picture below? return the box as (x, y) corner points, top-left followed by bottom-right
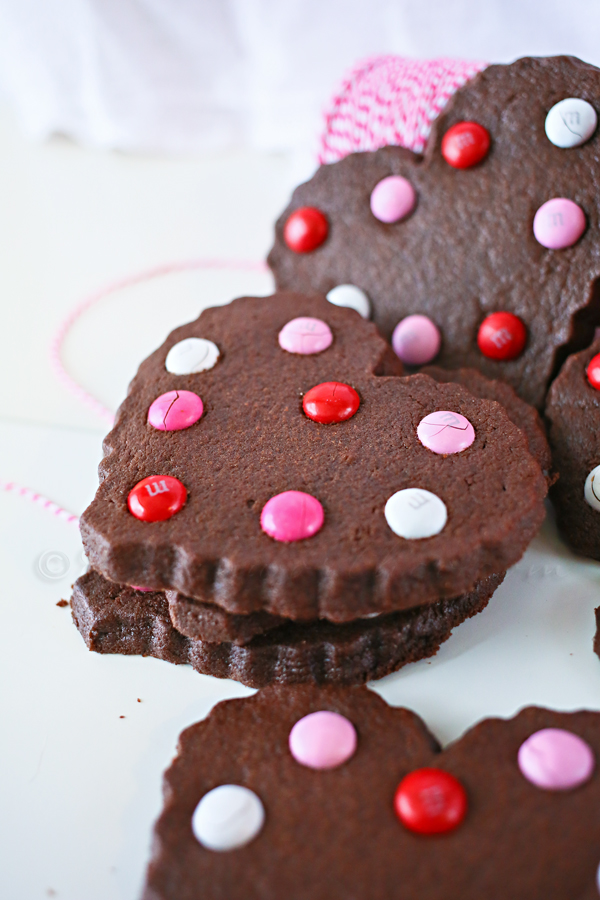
(268, 56), (600, 410)
(545, 338), (600, 558)
(71, 569), (504, 687)
(142, 684), (600, 899)
(79, 292), (546, 623)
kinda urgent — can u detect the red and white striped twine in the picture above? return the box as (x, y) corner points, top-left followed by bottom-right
(0, 479), (80, 525)
(319, 55), (487, 164)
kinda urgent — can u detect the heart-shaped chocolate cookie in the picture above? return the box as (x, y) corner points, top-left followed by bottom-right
(142, 684), (600, 899)
(79, 292), (546, 623)
(268, 55), (600, 411)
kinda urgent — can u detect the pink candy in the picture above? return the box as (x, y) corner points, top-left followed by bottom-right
(417, 411), (475, 455)
(260, 490), (324, 542)
(533, 198), (586, 249)
(370, 175), (417, 223)
(289, 711), (357, 769)
(518, 728), (595, 790)
(392, 314), (441, 365)
(278, 317), (333, 355)
(148, 390), (203, 431)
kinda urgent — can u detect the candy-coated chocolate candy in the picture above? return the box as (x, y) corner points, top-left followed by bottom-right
(441, 121), (490, 168)
(584, 464), (600, 512)
(384, 488), (447, 539)
(586, 353), (600, 390)
(326, 284), (371, 319)
(192, 785), (265, 851)
(417, 411), (475, 454)
(289, 711), (357, 770)
(283, 206), (328, 253)
(394, 768), (468, 835)
(370, 175), (417, 223)
(302, 381), (360, 424)
(518, 728), (595, 790)
(127, 475), (187, 522)
(278, 317), (333, 355)
(392, 315), (441, 365)
(165, 337), (220, 374)
(148, 390), (204, 431)
(477, 312), (527, 361)
(545, 98), (597, 148)
(533, 198), (586, 249)
(260, 490), (324, 542)
(131, 585), (153, 592)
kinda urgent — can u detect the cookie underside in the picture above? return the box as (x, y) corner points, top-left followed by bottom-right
(71, 569), (504, 688)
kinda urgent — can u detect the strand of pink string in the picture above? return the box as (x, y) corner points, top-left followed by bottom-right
(0, 479), (80, 524)
(6, 257), (269, 527)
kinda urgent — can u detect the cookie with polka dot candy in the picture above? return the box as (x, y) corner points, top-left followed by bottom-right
(78, 291), (546, 632)
(545, 338), (600, 559)
(268, 55), (600, 411)
(141, 683), (600, 900)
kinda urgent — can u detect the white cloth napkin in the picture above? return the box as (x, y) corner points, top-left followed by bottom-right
(0, 0), (598, 154)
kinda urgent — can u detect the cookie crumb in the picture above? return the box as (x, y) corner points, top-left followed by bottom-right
(137, 698), (142, 703)
(56, 599), (68, 608)
(119, 715), (125, 719)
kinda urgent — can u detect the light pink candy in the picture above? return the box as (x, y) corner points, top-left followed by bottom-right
(370, 175), (417, 223)
(289, 711), (357, 769)
(260, 490), (324, 542)
(533, 198), (586, 249)
(417, 410), (475, 455)
(148, 390), (203, 431)
(278, 317), (333, 355)
(392, 315), (441, 365)
(518, 728), (595, 790)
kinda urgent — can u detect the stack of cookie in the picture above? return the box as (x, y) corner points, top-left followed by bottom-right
(72, 292), (548, 687)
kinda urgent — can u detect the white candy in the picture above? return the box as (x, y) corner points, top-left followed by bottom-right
(165, 337), (220, 374)
(326, 284), (371, 319)
(384, 488), (447, 539)
(545, 98), (597, 149)
(191, 784), (265, 852)
(584, 465), (600, 512)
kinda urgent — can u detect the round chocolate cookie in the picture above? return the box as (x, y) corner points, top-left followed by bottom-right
(71, 569), (504, 687)
(545, 338), (600, 558)
(268, 56), (600, 411)
(142, 684), (600, 900)
(79, 292), (546, 623)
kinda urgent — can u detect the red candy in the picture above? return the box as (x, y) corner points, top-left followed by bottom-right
(394, 768), (467, 835)
(127, 475), (187, 522)
(477, 311), (527, 361)
(302, 381), (360, 424)
(441, 121), (490, 169)
(284, 207), (329, 253)
(587, 353), (600, 390)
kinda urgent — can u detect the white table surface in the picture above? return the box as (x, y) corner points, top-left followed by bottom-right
(1, 98), (600, 900)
